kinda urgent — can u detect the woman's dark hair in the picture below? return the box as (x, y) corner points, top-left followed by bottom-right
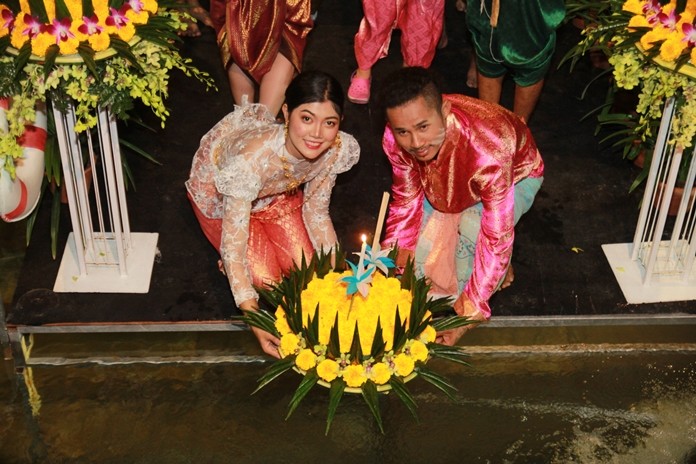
(285, 70), (345, 117)
(379, 67), (443, 114)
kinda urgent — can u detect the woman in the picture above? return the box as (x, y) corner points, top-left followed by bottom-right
(218, 0), (313, 117)
(186, 71), (360, 358)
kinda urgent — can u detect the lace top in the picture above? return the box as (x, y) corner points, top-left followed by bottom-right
(186, 103), (360, 305)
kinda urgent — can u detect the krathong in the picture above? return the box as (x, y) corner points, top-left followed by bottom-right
(242, 246), (475, 434)
(0, 0), (214, 180)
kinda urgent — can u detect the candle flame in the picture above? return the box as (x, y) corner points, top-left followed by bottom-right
(361, 234), (367, 243)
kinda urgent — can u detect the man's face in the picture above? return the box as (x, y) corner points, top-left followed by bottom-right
(386, 95), (449, 162)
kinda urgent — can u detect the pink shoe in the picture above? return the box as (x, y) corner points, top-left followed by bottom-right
(347, 72), (370, 104)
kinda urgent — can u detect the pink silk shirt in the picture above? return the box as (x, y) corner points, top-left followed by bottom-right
(382, 94), (544, 316)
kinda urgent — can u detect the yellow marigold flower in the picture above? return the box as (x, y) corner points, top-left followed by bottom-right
(274, 307), (292, 335)
(93, 0), (110, 12)
(622, 0), (645, 15)
(114, 23), (136, 42)
(627, 14), (650, 30)
(369, 362), (392, 385)
(65, 0), (83, 19)
(30, 33), (55, 58)
(316, 359), (340, 382)
(126, 9), (150, 25)
(408, 340), (429, 363)
(88, 32), (111, 52)
(279, 333), (301, 357)
(343, 364), (367, 388)
(58, 37), (80, 56)
(691, 48), (696, 66)
(295, 349), (317, 371)
(660, 36), (688, 62)
(143, 0), (159, 14)
(419, 325), (437, 344)
(393, 353), (415, 377)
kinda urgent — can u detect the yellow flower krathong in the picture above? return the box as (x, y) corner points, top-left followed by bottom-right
(243, 247), (474, 434)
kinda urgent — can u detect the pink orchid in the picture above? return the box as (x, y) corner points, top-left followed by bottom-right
(1, 8), (14, 31)
(124, 0), (145, 14)
(46, 17), (75, 44)
(78, 14), (104, 35)
(106, 7), (130, 28)
(643, 0), (663, 25)
(20, 14), (44, 39)
(656, 9), (680, 31)
(683, 22), (696, 47)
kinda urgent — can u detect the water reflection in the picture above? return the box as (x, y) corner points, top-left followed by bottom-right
(1, 335), (695, 463)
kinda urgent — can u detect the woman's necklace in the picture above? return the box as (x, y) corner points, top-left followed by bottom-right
(278, 148), (307, 194)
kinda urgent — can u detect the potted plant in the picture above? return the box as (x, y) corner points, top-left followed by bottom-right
(561, 0), (696, 201)
(0, 0), (214, 257)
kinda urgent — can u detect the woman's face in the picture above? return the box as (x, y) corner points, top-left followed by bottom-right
(283, 101), (341, 160)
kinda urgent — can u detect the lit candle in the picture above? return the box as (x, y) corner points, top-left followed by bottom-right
(372, 192), (390, 251)
(357, 234), (367, 271)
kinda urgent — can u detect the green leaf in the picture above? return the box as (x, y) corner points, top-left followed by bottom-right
(327, 312), (341, 359)
(431, 315), (478, 332)
(42, 46), (60, 77)
(77, 44), (98, 78)
(286, 370), (318, 420)
(50, 189), (61, 259)
(54, 0), (71, 19)
(28, 0), (49, 23)
(415, 366), (457, 400)
(361, 381), (384, 434)
(303, 304), (320, 348)
(253, 357), (296, 394)
(82, 0), (95, 17)
(388, 377), (419, 422)
(109, 37), (143, 73)
(369, 317), (386, 359)
(348, 321), (363, 362)
(325, 379), (346, 435)
(241, 309), (279, 338)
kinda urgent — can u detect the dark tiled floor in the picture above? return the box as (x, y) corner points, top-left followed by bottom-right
(4, 1), (696, 327)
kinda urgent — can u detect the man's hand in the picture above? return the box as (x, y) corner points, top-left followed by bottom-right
(396, 248), (414, 268)
(435, 293), (487, 346)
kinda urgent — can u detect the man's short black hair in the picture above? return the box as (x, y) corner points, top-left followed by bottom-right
(379, 67), (444, 115)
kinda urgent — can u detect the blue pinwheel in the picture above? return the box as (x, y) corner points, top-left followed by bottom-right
(341, 260), (375, 298)
(365, 245), (395, 275)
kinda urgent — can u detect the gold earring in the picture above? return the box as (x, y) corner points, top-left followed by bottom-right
(284, 121), (289, 139)
(333, 133), (342, 151)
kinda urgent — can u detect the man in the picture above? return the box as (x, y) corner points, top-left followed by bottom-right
(379, 67), (544, 344)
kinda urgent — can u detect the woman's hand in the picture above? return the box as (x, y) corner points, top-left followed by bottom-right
(240, 299), (281, 358)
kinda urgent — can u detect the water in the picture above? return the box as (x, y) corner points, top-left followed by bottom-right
(1, 332), (694, 463)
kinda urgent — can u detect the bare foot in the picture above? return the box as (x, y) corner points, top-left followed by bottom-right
(500, 264), (514, 289)
(466, 57), (478, 88)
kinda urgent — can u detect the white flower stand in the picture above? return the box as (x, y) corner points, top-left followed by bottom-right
(602, 97), (696, 303)
(52, 104), (159, 293)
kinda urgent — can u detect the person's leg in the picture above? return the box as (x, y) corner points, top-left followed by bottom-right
(513, 78), (544, 123)
(228, 63), (256, 107)
(399, 0), (444, 67)
(476, 73), (504, 105)
(348, 0), (397, 103)
(259, 53), (295, 117)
